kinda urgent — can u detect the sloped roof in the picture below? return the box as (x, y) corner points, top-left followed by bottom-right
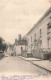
(27, 7), (51, 35)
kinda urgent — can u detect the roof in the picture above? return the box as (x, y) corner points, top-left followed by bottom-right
(27, 7), (51, 35)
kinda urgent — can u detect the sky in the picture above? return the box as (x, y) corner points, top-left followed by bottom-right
(0, 0), (50, 44)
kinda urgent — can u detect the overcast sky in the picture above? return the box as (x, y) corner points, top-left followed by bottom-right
(0, 0), (50, 44)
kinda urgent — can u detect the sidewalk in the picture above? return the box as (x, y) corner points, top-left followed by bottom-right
(31, 60), (51, 72)
(19, 56), (51, 72)
(19, 56), (41, 61)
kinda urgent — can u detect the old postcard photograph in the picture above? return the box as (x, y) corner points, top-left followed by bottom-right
(0, 0), (51, 80)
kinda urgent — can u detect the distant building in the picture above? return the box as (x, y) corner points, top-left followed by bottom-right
(18, 34), (21, 41)
(14, 35), (27, 55)
(7, 43), (13, 55)
(26, 7), (51, 52)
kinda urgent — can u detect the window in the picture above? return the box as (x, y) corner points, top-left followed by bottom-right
(47, 23), (51, 29)
(40, 29), (42, 38)
(35, 33), (36, 39)
(31, 36), (32, 42)
(28, 38), (29, 42)
(47, 23), (51, 40)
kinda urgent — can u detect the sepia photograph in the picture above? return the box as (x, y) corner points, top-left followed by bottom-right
(0, 0), (51, 80)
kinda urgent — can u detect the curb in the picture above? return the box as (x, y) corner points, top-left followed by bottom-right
(30, 61), (51, 73)
(19, 56), (29, 61)
(19, 56), (42, 61)
(19, 56), (51, 74)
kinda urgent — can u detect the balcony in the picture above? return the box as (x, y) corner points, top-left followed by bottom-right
(47, 37), (50, 40)
(47, 23), (51, 29)
(34, 39), (37, 42)
(39, 35), (42, 39)
(47, 31), (51, 40)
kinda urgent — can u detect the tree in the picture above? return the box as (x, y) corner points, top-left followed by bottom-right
(0, 37), (7, 51)
(0, 37), (4, 44)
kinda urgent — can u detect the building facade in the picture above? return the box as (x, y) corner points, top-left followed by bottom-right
(13, 35), (27, 55)
(26, 7), (51, 52)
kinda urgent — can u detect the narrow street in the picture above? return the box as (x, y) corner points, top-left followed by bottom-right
(0, 55), (51, 76)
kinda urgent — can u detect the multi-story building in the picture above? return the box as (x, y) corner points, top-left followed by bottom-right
(26, 7), (51, 53)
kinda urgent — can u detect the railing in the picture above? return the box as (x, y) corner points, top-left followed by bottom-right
(47, 23), (51, 29)
(47, 32), (51, 40)
(34, 39), (37, 42)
